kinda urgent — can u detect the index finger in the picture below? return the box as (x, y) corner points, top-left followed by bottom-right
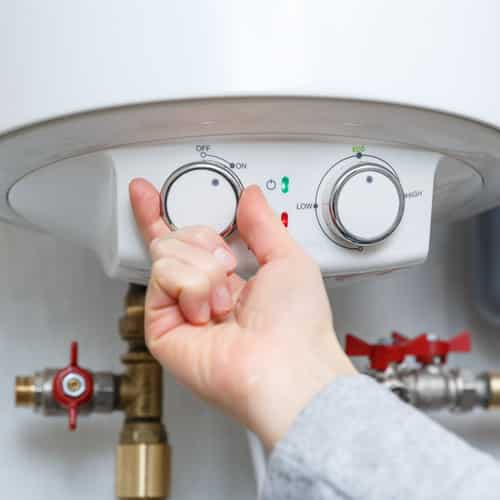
(129, 178), (170, 244)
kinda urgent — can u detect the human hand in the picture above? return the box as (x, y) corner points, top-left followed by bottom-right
(129, 179), (357, 449)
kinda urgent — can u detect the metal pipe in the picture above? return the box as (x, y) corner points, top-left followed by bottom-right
(15, 376), (36, 407)
(15, 369), (117, 415)
(14, 283), (171, 499)
(486, 372), (500, 409)
(371, 364), (495, 412)
(116, 284), (170, 500)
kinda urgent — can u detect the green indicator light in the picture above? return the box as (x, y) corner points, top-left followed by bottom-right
(281, 176), (289, 193)
(352, 145), (366, 154)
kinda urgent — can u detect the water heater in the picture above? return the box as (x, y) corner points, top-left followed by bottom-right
(1, 1), (500, 285)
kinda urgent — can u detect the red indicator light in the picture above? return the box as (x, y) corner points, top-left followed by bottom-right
(281, 212), (289, 228)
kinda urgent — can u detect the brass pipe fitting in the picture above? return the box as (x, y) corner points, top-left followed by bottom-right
(487, 372), (500, 409)
(15, 376), (36, 407)
(15, 368), (117, 416)
(116, 284), (171, 500)
(116, 422), (170, 499)
(14, 283), (170, 499)
(119, 352), (162, 419)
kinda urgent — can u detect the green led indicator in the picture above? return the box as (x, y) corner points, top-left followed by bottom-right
(352, 145), (366, 154)
(281, 176), (289, 193)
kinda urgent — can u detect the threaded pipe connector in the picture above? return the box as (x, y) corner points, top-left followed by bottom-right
(487, 372), (500, 409)
(15, 376), (36, 407)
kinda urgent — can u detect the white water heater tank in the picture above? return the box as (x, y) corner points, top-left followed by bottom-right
(1, 1), (499, 284)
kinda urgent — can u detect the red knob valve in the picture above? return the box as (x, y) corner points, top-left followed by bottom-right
(392, 331), (471, 365)
(345, 334), (428, 371)
(391, 331), (409, 344)
(52, 342), (94, 431)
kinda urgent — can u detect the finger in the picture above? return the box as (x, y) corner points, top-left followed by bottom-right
(144, 278), (186, 341)
(146, 275), (246, 367)
(236, 185), (301, 265)
(150, 226), (237, 273)
(151, 257), (211, 325)
(150, 239), (234, 317)
(228, 273), (246, 299)
(129, 178), (170, 244)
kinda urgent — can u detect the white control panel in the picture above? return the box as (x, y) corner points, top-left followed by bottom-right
(8, 141), (440, 284)
(110, 142), (439, 283)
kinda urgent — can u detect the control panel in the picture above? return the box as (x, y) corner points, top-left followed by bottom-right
(7, 141), (440, 284)
(159, 156), (407, 251)
(110, 142), (439, 283)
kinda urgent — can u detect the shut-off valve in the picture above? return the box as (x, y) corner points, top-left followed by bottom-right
(15, 284), (170, 500)
(346, 331), (500, 412)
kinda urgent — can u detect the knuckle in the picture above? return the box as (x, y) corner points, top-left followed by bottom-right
(149, 237), (163, 255)
(164, 238), (183, 253)
(185, 272), (210, 294)
(207, 259), (226, 281)
(191, 226), (220, 248)
(145, 334), (162, 360)
(150, 236), (182, 257)
(202, 257), (224, 281)
(151, 258), (169, 278)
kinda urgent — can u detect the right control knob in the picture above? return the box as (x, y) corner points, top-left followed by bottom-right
(326, 163), (405, 247)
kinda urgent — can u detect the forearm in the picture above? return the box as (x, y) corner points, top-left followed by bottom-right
(262, 375), (500, 500)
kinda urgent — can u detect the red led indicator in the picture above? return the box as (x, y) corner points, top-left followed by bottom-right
(281, 212), (289, 228)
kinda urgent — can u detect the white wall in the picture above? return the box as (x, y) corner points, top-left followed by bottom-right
(1, 219), (499, 499)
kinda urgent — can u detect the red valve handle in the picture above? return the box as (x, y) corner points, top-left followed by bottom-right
(393, 331), (471, 365)
(345, 334), (428, 371)
(391, 331), (408, 344)
(345, 331), (471, 371)
(52, 342), (94, 431)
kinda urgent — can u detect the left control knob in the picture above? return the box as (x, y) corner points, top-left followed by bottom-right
(161, 161), (243, 238)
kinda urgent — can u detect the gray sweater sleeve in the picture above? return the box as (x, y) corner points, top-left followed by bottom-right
(262, 375), (500, 500)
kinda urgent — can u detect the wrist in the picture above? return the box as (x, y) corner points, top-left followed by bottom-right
(247, 346), (357, 450)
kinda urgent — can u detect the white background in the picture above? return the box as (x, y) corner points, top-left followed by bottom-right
(2, 219), (500, 499)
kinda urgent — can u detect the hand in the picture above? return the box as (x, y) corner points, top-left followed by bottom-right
(129, 179), (357, 449)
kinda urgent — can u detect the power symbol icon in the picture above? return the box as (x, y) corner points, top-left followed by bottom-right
(266, 179), (277, 191)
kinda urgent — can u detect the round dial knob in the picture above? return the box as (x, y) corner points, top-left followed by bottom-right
(161, 162), (243, 238)
(323, 163), (405, 247)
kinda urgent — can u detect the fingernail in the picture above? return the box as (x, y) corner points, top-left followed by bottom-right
(213, 247), (237, 271)
(212, 285), (233, 313)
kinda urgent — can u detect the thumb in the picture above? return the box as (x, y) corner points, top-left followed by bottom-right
(236, 185), (301, 265)
(129, 178), (170, 245)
